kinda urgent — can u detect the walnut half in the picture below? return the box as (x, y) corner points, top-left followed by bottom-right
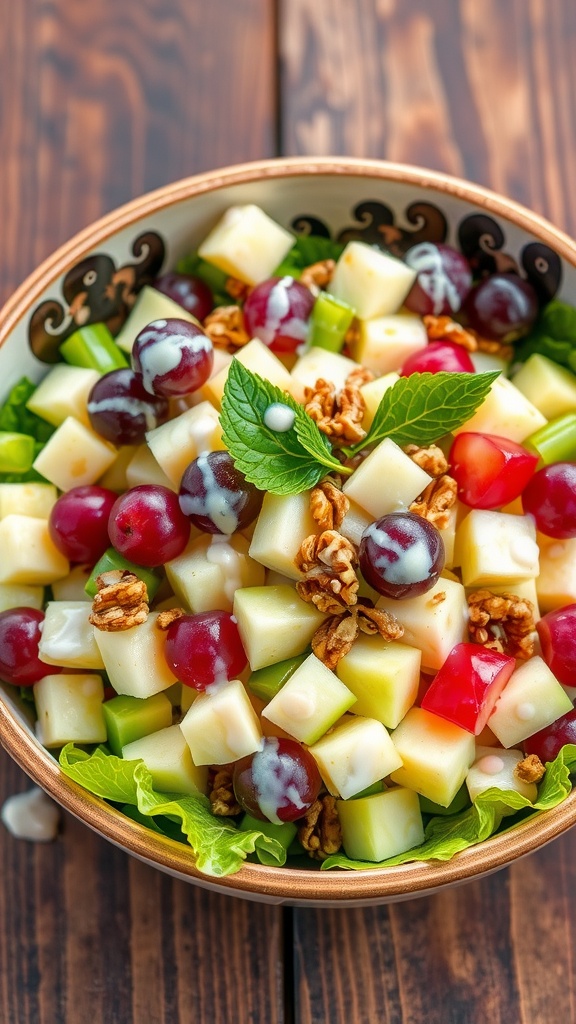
(89, 571), (149, 632)
(298, 795), (342, 861)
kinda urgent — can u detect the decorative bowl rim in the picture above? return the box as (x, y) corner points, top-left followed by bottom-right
(1, 155), (576, 903)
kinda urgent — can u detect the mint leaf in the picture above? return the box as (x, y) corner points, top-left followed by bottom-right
(348, 370), (500, 454)
(515, 300), (576, 372)
(220, 360), (347, 495)
(274, 235), (345, 278)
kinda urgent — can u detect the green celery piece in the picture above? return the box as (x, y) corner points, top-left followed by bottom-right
(308, 292), (355, 353)
(247, 652), (309, 702)
(239, 813), (297, 859)
(61, 323), (129, 374)
(524, 413), (576, 465)
(419, 784), (471, 818)
(85, 547), (163, 600)
(0, 432), (35, 473)
(102, 692), (173, 756)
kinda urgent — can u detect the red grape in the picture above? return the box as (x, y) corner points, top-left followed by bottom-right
(404, 242), (472, 316)
(461, 273), (538, 342)
(154, 272), (213, 321)
(449, 432), (538, 509)
(87, 368), (169, 445)
(243, 276), (315, 354)
(400, 341), (475, 375)
(232, 737), (322, 823)
(164, 611), (247, 690)
(0, 608), (60, 687)
(523, 709), (576, 763)
(179, 451), (263, 534)
(108, 485), (190, 566)
(132, 318), (214, 397)
(536, 604), (576, 686)
(522, 462), (576, 538)
(49, 485), (118, 563)
(359, 512), (445, 599)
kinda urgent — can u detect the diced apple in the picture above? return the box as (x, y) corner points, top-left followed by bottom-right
(336, 634), (421, 729)
(93, 612), (178, 698)
(455, 510), (539, 587)
(180, 678), (263, 765)
(420, 643), (515, 735)
(337, 787), (424, 862)
(0, 483), (58, 520)
(0, 583), (44, 612)
(377, 578), (468, 672)
(466, 746), (538, 804)
(390, 706), (476, 806)
(289, 348), (357, 403)
(125, 444), (175, 490)
(339, 499), (375, 549)
(34, 673), (106, 748)
(145, 400), (225, 487)
(233, 585), (327, 670)
(309, 716), (402, 798)
(123, 724), (209, 796)
(198, 204), (294, 285)
(51, 564), (92, 602)
(262, 653), (356, 744)
(248, 490), (318, 580)
(360, 372), (400, 429)
(38, 601), (104, 670)
(342, 437), (432, 519)
(328, 241), (416, 320)
(512, 353), (576, 419)
(26, 364), (99, 427)
(98, 445), (134, 492)
(351, 313), (427, 375)
(33, 417), (117, 491)
(202, 339), (294, 409)
(487, 656), (573, 748)
(452, 375), (547, 443)
(165, 532), (265, 614)
(114, 285), (200, 354)
(0, 515), (69, 585)
(536, 535), (576, 612)
(102, 692), (173, 755)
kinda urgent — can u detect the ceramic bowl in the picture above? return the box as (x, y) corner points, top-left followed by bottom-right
(1, 157), (575, 907)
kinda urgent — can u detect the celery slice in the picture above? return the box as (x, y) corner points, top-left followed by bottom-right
(0, 432), (35, 473)
(524, 413), (576, 465)
(61, 324), (128, 374)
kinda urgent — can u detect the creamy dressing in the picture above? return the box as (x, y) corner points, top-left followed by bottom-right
(263, 402), (296, 432)
(1, 787), (60, 842)
(515, 701), (536, 722)
(365, 521), (434, 583)
(87, 395), (161, 430)
(137, 321), (211, 394)
(206, 535), (243, 602)
(258, 278), (307, 347)
(178, 453), (240, 533)
(476, 755), (505, 776)
(405, 243), (461, 315)
(509, 535), (539, 569)
(250, 737), (306, 824)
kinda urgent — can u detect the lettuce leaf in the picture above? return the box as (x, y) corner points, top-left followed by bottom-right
(0, 377), (55, 482)
(59, 744), (285, 877)
(321, 744), (576, 871)
(273, 235), (345, 279)
(514, 300), (576, 372)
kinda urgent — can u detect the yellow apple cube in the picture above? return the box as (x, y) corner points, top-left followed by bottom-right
(93, 612), (178, 698)
(114, 285), (199, 353)
(34, 673), (107, 748)
(512, 353), (576, 419)
(202, 339), (293, 409)
(0, 483), (58, 520)
(488, 656), (573, 748)
(180, 678), (263, 765)
(0, 515), (69, 585)
(198, 204), (294, 285)
(376, 578), (468, 671)
(328, 241), (416, 319)
(0, 583), (44, 612)
(145, 400), (225, 486)
(536, 535), (576, 612)
(125, 444), (174, 490)
(455, 511), (539, 587)
(336, 634), (421, 729)
(248, 490), (318, 580)
(122, 724), (209, 796)
(51, 564), (92, 602)
(337, 787), (424, 862)
(309, 716), (402, 798)
(352, 313), (427, 375)
(233, 585), (327, 670)
(262, 653), (356, 744)
(343, 437), (432, 519)
(452, 375), (547, 442)
(289, 348), (357, 403)
(390, 706), (476, 806)
(360, 372), (400, 429)
(26, 364), (99, 427)
(38, 601), (104, 670)
(165, 533), (265, 614)
(466, 746), (538, 804)
(33, 417), (117, 491)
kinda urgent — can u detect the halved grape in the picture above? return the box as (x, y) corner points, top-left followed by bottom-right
(232, 737), (322, 823)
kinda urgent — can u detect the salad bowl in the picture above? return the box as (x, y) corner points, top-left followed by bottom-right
(1, 156), (576, 906)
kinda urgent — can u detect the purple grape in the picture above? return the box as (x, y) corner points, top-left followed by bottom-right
(132, 318), (214, 398)
(179, 450), (263, 534)
(154, 272), (213, 322)
(243, 276), (315, 353)
(359, 512), (445, 599)
(461, 273), (538, 342)
(404, 243), (473, 316)
(87, 369), (169, 445)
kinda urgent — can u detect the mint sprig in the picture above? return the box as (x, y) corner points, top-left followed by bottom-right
(345, 370), (500, 455)
(220, 360), (348, 495)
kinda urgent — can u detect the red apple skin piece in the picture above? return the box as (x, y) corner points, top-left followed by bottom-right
(523, 708), (576, 763)
(421, 643), (516, 735)
(449, 432), (538, 509)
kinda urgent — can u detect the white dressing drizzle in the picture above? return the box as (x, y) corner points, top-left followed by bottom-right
(178, 453), (240, 533)
(1, 787), (60, 842)
(87, 395), (160, 431)
(251, 737), (306, 825)
(206, 535), (243, 602)
(405, 243), (461, 315)
(263, 403), (296, 432)
(137, 322), (211, 393)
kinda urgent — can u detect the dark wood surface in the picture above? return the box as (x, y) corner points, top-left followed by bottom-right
(1, 2), (576, 1021)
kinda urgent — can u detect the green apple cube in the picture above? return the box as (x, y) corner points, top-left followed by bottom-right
(335, 634), (421, 729)
(262, 653), (356, 745)
(233, 585), (327, 670)
(34, 673), (107, 748)
(512, 353), (576, 419)
(455, 510), (539, 587)
(0, 515), (69, 586)
(122, 724), (208, 796)
(102, 692), (173, 756)
(248, 490), (319, 580)
(38, 601), (105, 670)
(376, 578), (469, 672)
(342, 437), (432, 520)
(390, 706), (476, 806)
(487, 656), (573, 748)
(180, 679), (263, 765)
(309, 716), (402, 799)
(26, 363), (100, 427)
(247, 653), (309, 702)
(85, 548), (162, 600)
(93, 612), (179, 698)
(466, 746), (538, 804)
(0, 483), (58, 520)
(328, 241), (416, 320)
(166, 533), (264, 614)
(0, 583), (44, 612)
(307, 292), (355, 353)
(114, 285), (200, 354)
(198, 204), (294, 286)
(337, 787), (424, 862)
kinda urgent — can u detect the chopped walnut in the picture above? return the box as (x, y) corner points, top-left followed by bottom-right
(473, 335), (514, 362)
(514, 754), (546, 784)
(224, 277), (252, 303)
(89, 570), (149, 632)
(346, 365), (374, 388)
(310, 479), (350, 532)
(203, 305), (250, 349)
(156, 607), (185, 630)
(344, 318), (360, 349)
(299, 259), (336, 291)
(296, 530), (359, 611)
(404, 443), (448, 478)
(209, 768), (241, 817)
(304, 376), (366, 444)
(409, 475), (458, 530)
(298, 795), (342, 861)
(311, 601), (403, 670)
(423, 314), (478, 351)
(467, 589), (536, 660)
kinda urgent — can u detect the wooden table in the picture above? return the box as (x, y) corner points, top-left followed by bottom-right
(1, 2), (576, 1021)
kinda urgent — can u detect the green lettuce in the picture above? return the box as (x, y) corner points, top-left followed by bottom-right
(273, 235), (345, 279)
(321, 744), (576, 871)
(515, 300), (576, 372)
(0, 377), (55, 482)
(59, 744), (285, 877)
